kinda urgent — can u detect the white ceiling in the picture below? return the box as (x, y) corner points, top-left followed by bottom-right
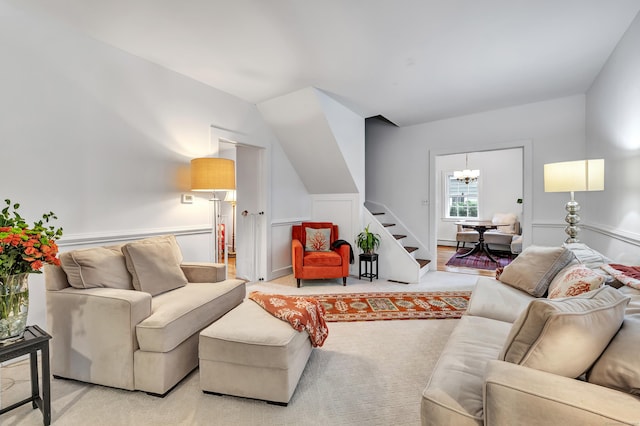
(11, 0), (640, 126)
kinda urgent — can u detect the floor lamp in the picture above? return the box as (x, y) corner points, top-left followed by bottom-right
(224, 190), (237, 257)
(191, 157), (236, 264)
(544, 159), (604, 243)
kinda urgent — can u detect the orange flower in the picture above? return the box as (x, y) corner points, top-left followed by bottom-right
(30, 260), (43, 270)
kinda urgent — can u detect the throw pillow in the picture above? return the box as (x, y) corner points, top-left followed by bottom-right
(492, 212), (518, 234)
(587, 315), (640, 396)
(601, 264), (640, 290)
(304, 227), (332, 252)
(499, 286), (629, 378)
(60, 245), (133, 290)
(499, 245), (575, 297)
(122, 236), (188, 296)
(547, 264), (605, 299)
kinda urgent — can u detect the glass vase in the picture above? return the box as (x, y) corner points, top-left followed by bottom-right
(0, 273), (29, 343)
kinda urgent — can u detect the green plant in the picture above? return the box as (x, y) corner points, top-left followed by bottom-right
(356, 224), (381, 254)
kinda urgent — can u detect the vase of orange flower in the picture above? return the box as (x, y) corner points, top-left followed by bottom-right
(0, 200), (63, 342)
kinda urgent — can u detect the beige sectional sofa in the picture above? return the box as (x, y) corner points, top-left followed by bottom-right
(44, 235), (245, 396)
(422, 244), (640, 425)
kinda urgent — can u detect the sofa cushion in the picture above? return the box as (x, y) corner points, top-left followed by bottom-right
(304, 227), (332, 252)
(303, 251), (342, 267)
(122, 236), (187, 296)
(587, 314), (640, 396)
(136, 280), (246, 352)
(421, 315), (513, 424)
(466, 277), (534, 323)
(499, 245), (574, 297)
(547, 264), (604, 299)
(60, 245), (133, 290)
(499, 286), (629, 378)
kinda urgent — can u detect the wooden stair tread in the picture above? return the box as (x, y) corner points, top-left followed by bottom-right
(417, 259), (431, 268)
(405, 246), (418, 253)
(382, 223), (395, 227)
(393, 234), (407, 240)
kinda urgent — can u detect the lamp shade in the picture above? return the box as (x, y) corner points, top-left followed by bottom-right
(544, 159), (604, 193)
(190, 158), (236, 191)
(224, 190), (236, 203)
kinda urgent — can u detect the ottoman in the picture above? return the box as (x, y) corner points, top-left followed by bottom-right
(199, 300), (313, 405)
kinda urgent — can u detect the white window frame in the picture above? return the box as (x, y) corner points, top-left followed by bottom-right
(443, 171), (480, 220)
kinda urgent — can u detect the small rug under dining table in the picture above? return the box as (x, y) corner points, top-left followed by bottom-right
(307, 291), (471, 322)
(445, 248), (515, 271)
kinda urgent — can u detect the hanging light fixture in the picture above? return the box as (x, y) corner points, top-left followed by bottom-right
(454, 153), (480, 184)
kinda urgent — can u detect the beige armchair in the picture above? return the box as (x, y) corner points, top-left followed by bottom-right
(456, 224), (479, 250)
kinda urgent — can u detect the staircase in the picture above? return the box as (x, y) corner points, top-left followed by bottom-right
(364, 202), (432, 283)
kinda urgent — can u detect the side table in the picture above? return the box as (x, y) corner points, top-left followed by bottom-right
(0, 325), (52, 425)
(359, 253), (379, 282)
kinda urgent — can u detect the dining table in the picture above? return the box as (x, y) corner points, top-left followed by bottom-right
(454, 220), (504, 263)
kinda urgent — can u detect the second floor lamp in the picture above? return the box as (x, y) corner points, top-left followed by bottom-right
(190, 157), (236, 264)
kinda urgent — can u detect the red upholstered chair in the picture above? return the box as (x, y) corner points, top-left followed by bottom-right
(291, 222), (350, 288)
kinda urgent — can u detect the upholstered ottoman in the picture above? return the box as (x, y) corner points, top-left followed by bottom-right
(199, 301), (313, 405)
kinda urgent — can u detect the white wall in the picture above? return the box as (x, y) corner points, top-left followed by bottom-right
(585, 11), (640, 260)
(436, 149), (523, 244)
(0, 4), (307, 328)
(366, 95), (586, 258)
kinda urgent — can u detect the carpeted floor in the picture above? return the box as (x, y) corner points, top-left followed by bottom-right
(445, 248), (515, 270)
(0, 271), (476, 425)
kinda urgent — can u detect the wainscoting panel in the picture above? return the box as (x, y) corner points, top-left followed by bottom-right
(271, 219), (309, 278)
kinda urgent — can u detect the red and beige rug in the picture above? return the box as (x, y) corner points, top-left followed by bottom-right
(308, 291), (471, 322)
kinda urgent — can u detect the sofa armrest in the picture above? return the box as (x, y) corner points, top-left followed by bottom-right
(180, 262), (226, 283)
(484, 360), (640, 426)
(46, 287), (152, 390)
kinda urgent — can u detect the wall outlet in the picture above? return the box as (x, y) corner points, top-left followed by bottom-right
(181, 194), (194, 204)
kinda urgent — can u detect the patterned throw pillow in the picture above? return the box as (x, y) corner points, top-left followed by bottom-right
(547, 264), (605, 299)
(601, 264), (640, 290)
(305, 227), (331, 252)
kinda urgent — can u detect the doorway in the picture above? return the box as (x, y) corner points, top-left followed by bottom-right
(219, 140), (266, 282)
(429, 142), (532, 274)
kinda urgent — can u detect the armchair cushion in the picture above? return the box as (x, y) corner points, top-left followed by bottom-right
(304, 227), (332, 251)
(60, 245), (132, 290)
(303, 251), (343, 267)
(492, 212), (518, 234)
(123, 236), (188, 296)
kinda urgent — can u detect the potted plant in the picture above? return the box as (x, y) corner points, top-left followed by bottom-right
(0, 200), (63, 341)
(356, 224), (381, 254)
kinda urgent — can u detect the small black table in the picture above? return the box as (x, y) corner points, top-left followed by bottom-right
(359, 253), (379, 282)
(0, 325), (52, 425)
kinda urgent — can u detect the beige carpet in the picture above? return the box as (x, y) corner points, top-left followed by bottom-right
(0, 271), (475, 425)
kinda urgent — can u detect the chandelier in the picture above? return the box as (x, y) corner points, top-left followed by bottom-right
(453, 153), (479, 184)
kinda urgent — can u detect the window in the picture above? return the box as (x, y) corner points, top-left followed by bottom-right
(445, 172), (478, 218)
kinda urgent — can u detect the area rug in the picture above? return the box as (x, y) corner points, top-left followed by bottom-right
(308, 291), (471, 322)
(445, 248), (514, 271)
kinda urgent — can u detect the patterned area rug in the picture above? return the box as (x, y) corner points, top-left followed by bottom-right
(308, 291), (471, 322)
(445, 248), (515, 271)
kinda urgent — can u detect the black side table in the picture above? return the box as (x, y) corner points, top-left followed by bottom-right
(359, 253), (379, 282)
(0, 325), (52, 425)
